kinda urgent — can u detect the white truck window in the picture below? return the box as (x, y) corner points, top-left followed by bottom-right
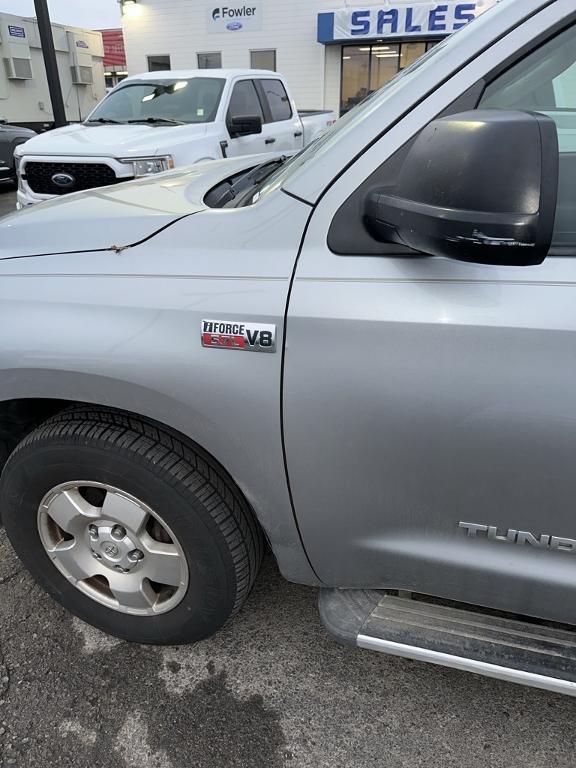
(227, 80), (264, 120)
(259, 79), (292, 122)
(480, 24), (576, 247)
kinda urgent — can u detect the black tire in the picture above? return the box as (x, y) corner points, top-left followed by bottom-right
(0, 406), (264, 644)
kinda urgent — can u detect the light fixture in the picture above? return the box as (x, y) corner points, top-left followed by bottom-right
(120, 0), (141, 18)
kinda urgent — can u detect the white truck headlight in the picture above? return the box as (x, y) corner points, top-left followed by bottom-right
(119, 156), (175, 177)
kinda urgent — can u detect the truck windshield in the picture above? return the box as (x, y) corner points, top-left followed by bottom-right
(87, 78), (226, 125)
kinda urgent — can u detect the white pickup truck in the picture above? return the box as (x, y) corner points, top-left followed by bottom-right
(15, 69), (335, 207)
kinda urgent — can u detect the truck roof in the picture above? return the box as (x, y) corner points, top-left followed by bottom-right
(121, 69), (279, 82)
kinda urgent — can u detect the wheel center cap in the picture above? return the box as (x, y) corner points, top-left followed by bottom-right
(102, 542), (120, 560)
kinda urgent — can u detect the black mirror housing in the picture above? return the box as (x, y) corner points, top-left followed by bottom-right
(365, 110), (559, 267)
(228, 114), (263, 138)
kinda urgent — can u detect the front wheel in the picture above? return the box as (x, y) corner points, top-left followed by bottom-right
(1, 407), (264, 644)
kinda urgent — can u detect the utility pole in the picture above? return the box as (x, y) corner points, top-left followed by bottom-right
(33, 0), (67, 127)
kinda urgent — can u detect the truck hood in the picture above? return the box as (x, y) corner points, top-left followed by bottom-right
(15, 122), (208, 158)
(0, 155), (271, 260)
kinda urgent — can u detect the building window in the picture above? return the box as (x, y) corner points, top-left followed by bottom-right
(250, 49), (276, 71)
(198, 52), (222, 69)
(400, 42), (427, 70)
(341, 42), (430, 115)
(147, 55), (171, 72)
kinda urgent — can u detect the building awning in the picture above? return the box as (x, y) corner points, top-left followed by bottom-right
(317, 1), (497, 44)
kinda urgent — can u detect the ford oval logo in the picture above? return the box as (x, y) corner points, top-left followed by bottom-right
(51, 172), (75, 188)
(226, 21), (243, 30)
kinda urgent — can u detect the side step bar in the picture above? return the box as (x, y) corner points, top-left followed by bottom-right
(319, 589), (576, 696)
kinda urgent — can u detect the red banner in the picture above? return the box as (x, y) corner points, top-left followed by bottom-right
(100, 28), (126, 70)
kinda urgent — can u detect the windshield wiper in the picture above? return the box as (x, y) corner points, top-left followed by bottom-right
(127, 117), (185, 126)
(85, 117), (125, 125)
(213, 158), (288, 208)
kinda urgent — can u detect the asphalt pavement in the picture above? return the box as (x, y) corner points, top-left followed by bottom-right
(1, 527), (576, 768)
(1, 186), (576, 767)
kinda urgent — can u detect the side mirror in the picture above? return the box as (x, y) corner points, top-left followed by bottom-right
(365, 110), (559, 267)
(227, 114), (263, 138)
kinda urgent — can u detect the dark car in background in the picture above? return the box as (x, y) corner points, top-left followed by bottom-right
(0, 122), (35, 185)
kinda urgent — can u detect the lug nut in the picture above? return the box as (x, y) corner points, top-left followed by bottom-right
(111, 525), (126, 540)
(88, 525), (99, 539)
(128, 550), (144, 563)
(92, 552), (102, 560)
(114, 565), (129, 573)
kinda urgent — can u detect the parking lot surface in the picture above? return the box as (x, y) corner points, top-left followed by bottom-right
(1, 186), (576, 767)
(1, 527), (576, 768)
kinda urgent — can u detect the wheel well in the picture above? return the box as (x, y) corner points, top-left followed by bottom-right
(0, 398), (72, 472)
(0, 399), (267, 546)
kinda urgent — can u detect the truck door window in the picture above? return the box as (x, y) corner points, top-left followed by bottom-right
(258, 79), (293, 122)
(479, 24), (576, 248)
(227, 80), (264, 122)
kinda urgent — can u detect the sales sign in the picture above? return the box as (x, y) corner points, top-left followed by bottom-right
(317, 1), (498, 42)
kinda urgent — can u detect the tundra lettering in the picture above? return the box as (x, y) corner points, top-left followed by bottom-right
(459, 523), (576, 553)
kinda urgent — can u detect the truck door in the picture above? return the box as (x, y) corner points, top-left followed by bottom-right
(225, 79), (267, 158)
(283, 13), (576, 622)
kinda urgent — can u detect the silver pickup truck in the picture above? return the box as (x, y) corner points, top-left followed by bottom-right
(1, 0), (576, 697)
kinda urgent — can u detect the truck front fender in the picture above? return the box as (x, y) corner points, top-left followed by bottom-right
(0, 367), (320, 586)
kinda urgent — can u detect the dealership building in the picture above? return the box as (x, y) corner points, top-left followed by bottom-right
(122, 0), (497, 115)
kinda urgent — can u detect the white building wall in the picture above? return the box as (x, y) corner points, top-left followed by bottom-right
(122, 0), (495, 116)
(323, 44), (341, 115)
(122, 0), (350, 111)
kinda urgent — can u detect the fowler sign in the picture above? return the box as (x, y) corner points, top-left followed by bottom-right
(208, 3), (263, 33)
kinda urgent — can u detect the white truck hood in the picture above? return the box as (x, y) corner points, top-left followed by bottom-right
(15, 122), (208, 158)
(0, 155), (270, 260)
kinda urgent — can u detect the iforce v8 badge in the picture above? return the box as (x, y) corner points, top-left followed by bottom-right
(201, 320), (276, 353)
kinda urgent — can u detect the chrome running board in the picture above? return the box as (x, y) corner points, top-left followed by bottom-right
(319, 590), (576, 696)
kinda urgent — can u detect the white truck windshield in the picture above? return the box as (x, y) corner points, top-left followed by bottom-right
(88, 78), (226, 125)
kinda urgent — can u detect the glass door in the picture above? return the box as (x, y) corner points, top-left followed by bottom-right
(340, 41), (429, 115)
